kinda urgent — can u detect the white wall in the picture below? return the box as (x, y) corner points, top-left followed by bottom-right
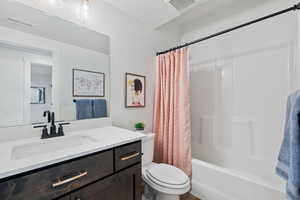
(182, 0), (299, 197)
(0, 47), (28, 127)
(14, 0), (180, 132)
(0, 45), (53, 127)
(57, 45), (110, 121)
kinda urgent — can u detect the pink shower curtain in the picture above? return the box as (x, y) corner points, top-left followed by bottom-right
(153, 48), (192, 177)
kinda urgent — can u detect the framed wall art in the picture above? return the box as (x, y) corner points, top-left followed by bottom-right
(73, 69), (105, 97)
(125, 73), (145, 108)
(31, 87), (46, 104)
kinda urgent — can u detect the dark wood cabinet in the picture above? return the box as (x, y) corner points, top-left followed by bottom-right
(112, 164), (142, 200)
(70, 176), (116, 200)
(69, 164), (142, 200)
(114, 141), (142, 171)
(0, 151), (114, 200)
(56, 196), (70, 200)
(0, 141), (142, 200)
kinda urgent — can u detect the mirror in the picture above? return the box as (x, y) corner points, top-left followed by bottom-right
(0, 1), (110, 127)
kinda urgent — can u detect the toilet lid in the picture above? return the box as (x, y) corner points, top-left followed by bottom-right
(145, 172), (190, 190)
(146, 164), (189, 186)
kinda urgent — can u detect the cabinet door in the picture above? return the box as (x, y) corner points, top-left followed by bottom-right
(70, 176), (115, 200)
(0, 150), (113, 200)
(113, 164), (142, 200)
(70, 164), (142, 200)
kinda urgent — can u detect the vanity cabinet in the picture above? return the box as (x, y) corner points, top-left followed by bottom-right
(0, 141), (142, 200)
(69, 164), (141, 200)
(112, 164), (142, 200)
(56, 196), (70, 200)
(70, 175), (116, 200)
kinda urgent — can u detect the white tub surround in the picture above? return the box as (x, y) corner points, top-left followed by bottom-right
(0, 126), (145, 179)
(191, 159), (285, 200)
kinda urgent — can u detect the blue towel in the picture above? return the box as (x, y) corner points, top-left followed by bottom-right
(93, 99), (107, 118)
(75, 99), (93, 120)
(276, 90), (300, 200)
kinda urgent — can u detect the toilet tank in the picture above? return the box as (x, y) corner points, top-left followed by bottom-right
(142, 133), (155, 166)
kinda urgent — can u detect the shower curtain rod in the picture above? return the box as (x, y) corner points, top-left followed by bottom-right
(156, 2), (300, 56)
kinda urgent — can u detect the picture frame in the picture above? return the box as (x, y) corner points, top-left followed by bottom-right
(125, 73), (146, 108)
(31, 87), (46, 104)
(72, 69), (105, 97)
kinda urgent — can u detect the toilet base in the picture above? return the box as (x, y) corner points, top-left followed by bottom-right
(157, 192), (179, 200)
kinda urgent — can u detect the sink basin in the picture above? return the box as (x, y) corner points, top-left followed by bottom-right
(11, 135), (96, 160)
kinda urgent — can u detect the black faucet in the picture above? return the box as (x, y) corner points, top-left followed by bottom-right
(34, 111), (70, 139)
(43, 111), (51, 123)
(49, 112), (56, 136)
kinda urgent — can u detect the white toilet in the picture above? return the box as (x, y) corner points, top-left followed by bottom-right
(142, 134), (190, 200)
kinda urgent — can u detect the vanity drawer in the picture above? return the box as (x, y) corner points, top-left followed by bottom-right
(115, 141), (142, 171)
(0, 150), (114, 200)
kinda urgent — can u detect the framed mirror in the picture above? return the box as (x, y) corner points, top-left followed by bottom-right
(0, 1), (110, 127)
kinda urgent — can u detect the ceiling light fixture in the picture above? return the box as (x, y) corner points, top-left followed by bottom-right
(81, 0), (90, 12)
(80, 0), (90, 23)
(49, 0), (64, 8)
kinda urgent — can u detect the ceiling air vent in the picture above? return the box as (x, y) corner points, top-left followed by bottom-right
(168, 0), (195, 11)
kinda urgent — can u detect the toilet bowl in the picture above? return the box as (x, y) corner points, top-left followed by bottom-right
(142, 134), (190, 200)
(142, 162), (190, 200)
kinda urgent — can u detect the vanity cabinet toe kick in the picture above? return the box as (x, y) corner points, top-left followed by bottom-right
(0, 141), (142, 200)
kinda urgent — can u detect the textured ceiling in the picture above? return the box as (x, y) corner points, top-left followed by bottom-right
(160, 0), (277, 33)
(101, 0), (212, 29)
(102, 0), (277, 32)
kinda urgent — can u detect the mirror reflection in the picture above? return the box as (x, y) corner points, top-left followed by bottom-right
(31, 87), (46, 105)
(0, 2), (110, 128)
(30, 64), (52, 124)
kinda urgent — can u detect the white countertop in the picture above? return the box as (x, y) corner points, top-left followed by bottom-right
(0, 126), (146, 179)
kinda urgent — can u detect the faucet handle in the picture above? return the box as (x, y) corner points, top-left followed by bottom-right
(34, 125), (49, 139)
(59, 122), (71, 126)
(57, 122), (70, 136)
(33, 125), (47, 129)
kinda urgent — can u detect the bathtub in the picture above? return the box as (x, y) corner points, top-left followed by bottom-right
(190, 159), (285, 200)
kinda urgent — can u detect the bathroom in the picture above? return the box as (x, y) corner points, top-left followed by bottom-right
(0, 0), (299, 199)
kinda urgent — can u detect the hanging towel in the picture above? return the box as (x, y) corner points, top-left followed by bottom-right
(75, 99), (93, 120)
(276, 90), (300, 200)
(93, 99), (107, 118)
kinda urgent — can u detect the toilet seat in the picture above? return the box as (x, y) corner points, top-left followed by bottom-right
(142, 163), (190, 195)
(145, 164), (189, 189)
(145, 172), (190, 189)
